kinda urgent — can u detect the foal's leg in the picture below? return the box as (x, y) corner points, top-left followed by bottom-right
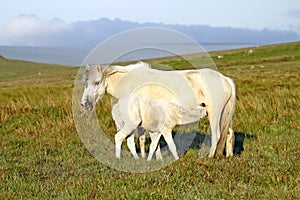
(162, 130), (179, 160)
(115, 125), (135, 159)
(127, 134), (139, 159)
(138, 128), (163, 160)
(155, 145), (163, 160)
(147, 132), (161, 161)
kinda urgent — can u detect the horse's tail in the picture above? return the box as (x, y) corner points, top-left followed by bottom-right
(215, 76), (236, 156)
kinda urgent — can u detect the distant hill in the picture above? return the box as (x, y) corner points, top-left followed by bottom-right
(1, 15), (299, 47)
(51, 18), (300, 46)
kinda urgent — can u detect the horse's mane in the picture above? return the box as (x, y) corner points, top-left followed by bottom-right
(122, 61), (151, 71)
(89, 61), (151, 74)
(100, 62), (151, 82)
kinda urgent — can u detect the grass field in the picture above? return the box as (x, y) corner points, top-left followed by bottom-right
(1, 42), (299, 199)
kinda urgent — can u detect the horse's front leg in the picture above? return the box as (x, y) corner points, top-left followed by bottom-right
(138, 127), (146, 159)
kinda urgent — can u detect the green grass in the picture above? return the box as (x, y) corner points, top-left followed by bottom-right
(1, 42), (300, 199)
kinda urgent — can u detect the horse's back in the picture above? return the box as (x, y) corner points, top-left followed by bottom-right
(114, 67), (233, 108)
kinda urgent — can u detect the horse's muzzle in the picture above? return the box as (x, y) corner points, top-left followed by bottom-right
(80, 100), (93, 110)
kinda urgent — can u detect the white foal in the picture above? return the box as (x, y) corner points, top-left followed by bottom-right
(112, 93), (207, 160)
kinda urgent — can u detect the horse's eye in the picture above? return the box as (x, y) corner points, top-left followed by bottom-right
(95, 81), (100, 85)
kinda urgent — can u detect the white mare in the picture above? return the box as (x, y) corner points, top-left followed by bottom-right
(80, 62), (236, 158)
(112, 93), (207, 160)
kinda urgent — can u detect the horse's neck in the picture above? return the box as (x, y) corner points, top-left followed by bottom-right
(106, 72), (127, 98)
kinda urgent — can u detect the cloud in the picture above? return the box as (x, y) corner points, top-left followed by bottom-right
(0, 14), (69, 46)
(286, 10), (300, 19)
(0, 15), (299, 47)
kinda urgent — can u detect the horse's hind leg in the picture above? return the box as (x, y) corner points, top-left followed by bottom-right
(226, 127), (235, 157)
(208, 114), (221, 158)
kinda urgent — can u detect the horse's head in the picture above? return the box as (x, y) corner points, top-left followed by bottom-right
(80, 64), (128, 110)
(80, 64), (107, 110)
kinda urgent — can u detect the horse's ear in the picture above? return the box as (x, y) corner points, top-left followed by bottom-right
(96, 64), (102, 72)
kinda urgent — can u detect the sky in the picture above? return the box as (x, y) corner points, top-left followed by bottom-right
(0, 0), (300, 46)
(1, 0), (300, 29)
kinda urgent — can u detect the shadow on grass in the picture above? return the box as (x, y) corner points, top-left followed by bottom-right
(136, 130), (256, 158)
(189, 131), (256, 156)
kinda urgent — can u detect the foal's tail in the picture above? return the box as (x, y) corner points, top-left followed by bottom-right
(215, 77), (236, 156)
(112, 104), (124, 131)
